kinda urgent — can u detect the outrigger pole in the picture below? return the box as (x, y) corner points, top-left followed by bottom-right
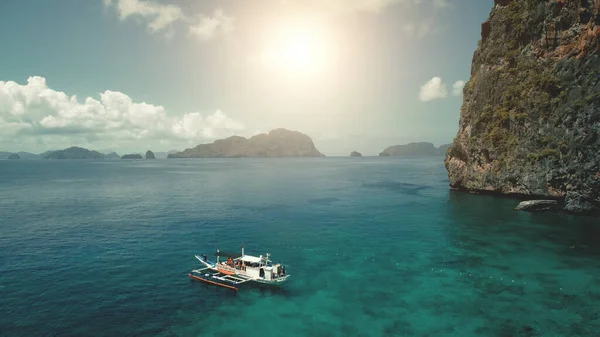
(188, 272), (239, 291)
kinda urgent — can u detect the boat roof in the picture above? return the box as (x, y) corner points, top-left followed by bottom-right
(214, 251), (242, 259)
(240, 255), (262, 263)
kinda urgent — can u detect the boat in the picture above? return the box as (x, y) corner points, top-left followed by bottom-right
(188, 244), (290, 291)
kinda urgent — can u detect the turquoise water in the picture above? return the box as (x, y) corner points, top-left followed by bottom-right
(0, 157), (599, 336)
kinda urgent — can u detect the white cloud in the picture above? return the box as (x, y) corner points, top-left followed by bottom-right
(189, 9), (235, 41)
(105, 0), (183, 33)
(0, 77), (244, 151)
(104, 0), (234, 41)
(419, 77), (448, 102)
(452, 80), (465, 96)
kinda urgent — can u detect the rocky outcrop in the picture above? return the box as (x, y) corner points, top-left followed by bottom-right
(445, 1), (600, 213)
(121, 154), (143, 160)
(350, 151), (362, 157)
(7, 153), (20, 160)
(380, 142), (450, 156)
(145, 150), (155, 159)
(43, 147), (105, 160)
(168, 129), (325, 158)
(515, 200), (559, 212)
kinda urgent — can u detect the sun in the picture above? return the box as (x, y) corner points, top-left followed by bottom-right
(261, 25), (330, 75)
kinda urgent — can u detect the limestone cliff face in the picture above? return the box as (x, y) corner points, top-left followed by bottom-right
(168, 129), (325, 158)
(445, 0), (600, 213)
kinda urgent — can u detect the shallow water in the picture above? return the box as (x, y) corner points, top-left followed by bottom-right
(0, 157), (598, 336)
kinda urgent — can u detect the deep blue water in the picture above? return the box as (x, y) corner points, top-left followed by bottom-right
(1, 157), (599, 336)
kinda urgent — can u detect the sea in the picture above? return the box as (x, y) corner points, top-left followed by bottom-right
(0, 157), (599, 337)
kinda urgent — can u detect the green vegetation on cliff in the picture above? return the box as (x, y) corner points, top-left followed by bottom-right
(445, 0), (600, 213)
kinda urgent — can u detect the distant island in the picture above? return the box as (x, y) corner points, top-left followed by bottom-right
(43, 147), (105, 160)
(121, 154), (143, 160)
(379, 142), (451, 156)
(0, 147), (177, 160)
(168, 128), (325, 158)
(0, 151), (41, 160)
(153, 150), (178, 159)
(105, 152), (120, 159)
(350, 151), (362, 157)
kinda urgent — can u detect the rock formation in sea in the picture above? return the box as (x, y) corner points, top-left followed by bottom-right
(350, 151), (362, 157)
(7, 153), (20, 160)
(444, 0), (600, 213)
(145, 150), (155, 159)
(379, 142), (449, 156)
(121, 154), (143, 160)
(43, 147), (105, 160)
(515, 200), (559, 212)
(168, 129), (325, 158)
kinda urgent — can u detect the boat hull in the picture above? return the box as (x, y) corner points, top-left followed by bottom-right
(217, 265), (237, 275)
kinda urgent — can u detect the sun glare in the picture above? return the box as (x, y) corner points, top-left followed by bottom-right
(261, 24), (331, 75)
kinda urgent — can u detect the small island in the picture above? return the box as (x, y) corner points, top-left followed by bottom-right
(8, 153), (20, 160)
(121, 154), (143, 160)
(350, 151), (362, 157)
(379, 142), (451, 156)
(105, 152), (120, 159)
(168, 128), (325, 158)
(145, 150), (155, 159)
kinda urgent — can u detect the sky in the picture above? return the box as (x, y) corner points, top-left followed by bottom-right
(0, 0), (493, 156)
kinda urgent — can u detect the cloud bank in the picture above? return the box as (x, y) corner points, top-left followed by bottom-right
(104, 0), (234, 41)
(0, 77), (244, 151)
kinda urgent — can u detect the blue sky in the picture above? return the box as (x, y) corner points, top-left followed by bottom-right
(0, 0), (493, 155)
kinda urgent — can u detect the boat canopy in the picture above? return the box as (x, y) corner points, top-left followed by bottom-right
(240, 255), (262, 263)
(214, 251), (242, 259)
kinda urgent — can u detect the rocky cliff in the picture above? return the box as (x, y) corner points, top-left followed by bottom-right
(445, 0), (600, 213)
(168, 129), (325, 158)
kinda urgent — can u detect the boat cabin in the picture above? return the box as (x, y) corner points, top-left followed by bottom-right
(214, 250), (286, 281)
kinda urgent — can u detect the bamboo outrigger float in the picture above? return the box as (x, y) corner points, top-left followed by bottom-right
(188, 244), (289, 291)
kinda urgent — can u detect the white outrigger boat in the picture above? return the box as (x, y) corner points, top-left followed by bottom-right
(188, 244), (289, 291)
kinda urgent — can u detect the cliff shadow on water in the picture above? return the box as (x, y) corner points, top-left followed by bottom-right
(445, 0), (600, 214)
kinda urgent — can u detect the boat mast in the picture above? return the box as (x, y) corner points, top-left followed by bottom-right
(241, 242), (245, 257)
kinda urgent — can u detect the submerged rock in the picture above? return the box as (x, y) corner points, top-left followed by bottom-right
(515, 200), (559, 212)
(444, 1), (600, 213)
